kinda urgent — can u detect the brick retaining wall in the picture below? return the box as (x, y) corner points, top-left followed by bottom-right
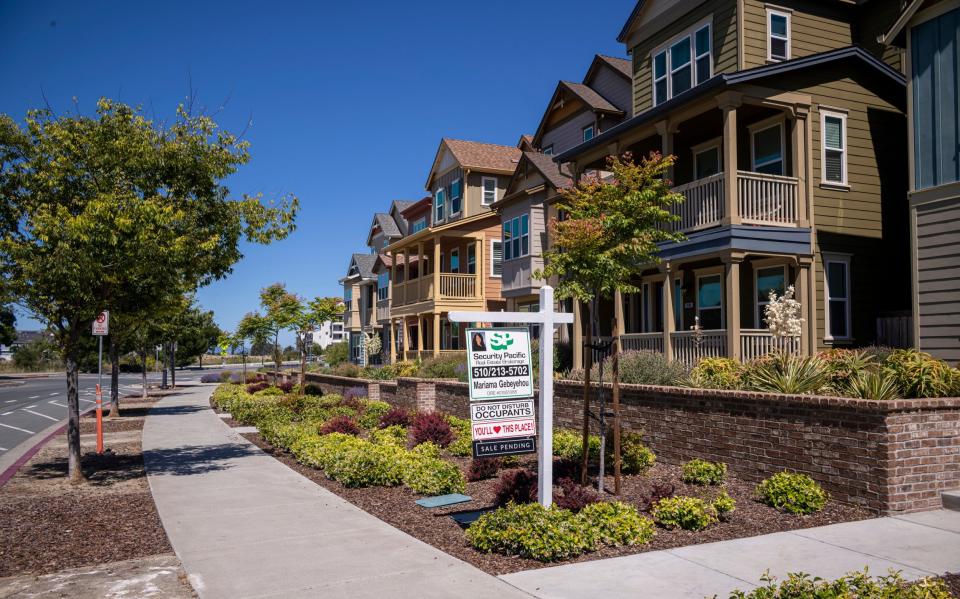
(298, 372), (960, 514)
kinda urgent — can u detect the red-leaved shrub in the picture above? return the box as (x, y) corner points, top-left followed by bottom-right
(637, 481), (675, 511)
(411, 411), (453, 448)
(246, 374), (267, 384)
(378, 406), (411, 428)
(553, 478), (600, 512)
(319, 416), (361, 436)
(246, 381), (269, 394)
(277, 381), (294, 393)
(466, 458), (501, 482)
(494, 469), (538, 506)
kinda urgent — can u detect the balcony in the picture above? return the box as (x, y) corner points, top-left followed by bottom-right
(376, 299), (390, 323)
(391, 273), (480, 308)
(667, 171), (799, 233)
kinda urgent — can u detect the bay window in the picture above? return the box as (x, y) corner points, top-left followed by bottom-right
(502, 214), (529, 261)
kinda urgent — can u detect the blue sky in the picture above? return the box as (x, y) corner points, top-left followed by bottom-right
(1, 1), (631, 342)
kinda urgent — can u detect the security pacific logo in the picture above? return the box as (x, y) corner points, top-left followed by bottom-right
(489, 332), (514, 350)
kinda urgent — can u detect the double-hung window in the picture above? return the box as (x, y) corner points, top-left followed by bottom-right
(502, 214), (529, 261)
(450, 249), (459, 274)
(435, 188), (445, 222)
(693, 139), (721, 179)
(754, 265), (786, 328)
(652, 20), (712, 106)
(767, 8), (791, 61)
(411, 217), (426, 233)
(751, 121), (785, 175)
(824, 254), (851, 340)
(696, 273), (723, 330)
(491, 240), (503, 276)
(450, 178), (462, 214)
(482, 177), (497, 205)
(821, 110), (847, 186)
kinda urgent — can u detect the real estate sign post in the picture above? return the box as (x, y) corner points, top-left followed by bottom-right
(450, 285), (574, 507)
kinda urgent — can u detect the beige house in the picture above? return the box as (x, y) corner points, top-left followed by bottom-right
(558, 0), (912, 366)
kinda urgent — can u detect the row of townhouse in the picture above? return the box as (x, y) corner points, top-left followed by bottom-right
(341, 0), (960, 368)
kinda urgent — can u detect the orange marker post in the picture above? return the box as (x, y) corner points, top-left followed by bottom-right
(95, 383), (104, 454)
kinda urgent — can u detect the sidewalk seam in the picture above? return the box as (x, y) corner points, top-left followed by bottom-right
(786, 529), (939, 576)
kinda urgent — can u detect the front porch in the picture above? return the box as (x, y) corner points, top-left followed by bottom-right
(387, 312), (468, 362)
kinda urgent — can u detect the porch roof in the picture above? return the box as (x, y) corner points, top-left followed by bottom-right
(554, 46), (906, 164)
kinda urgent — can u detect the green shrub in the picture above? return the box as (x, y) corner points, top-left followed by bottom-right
(255, 386), (284, 396)
(727, 569), (952, 599)
(845, 370), (902, 400)
(323, 341), (349, 366)
(416, 353), (467, 380)
(688, 357), (745, 390)
(681, 459), (727, 485)
(881, 349), (958, 398)
(447, 434), (472, 457)
(410, 440), (442, 459)
(332, 362), (361, 378)
(756, 471), (828, 515)
(401, 456), (466, 495)
(577, 501), (655, 547)
(357, 400), (392, 429)
(713, 490), (736, 520)
(553, 428), (600, 462)
(466, 503), (597, 562)
(371, 425), (408, 447)
(616, 432), (656, 475)
(291, 432), (365, 471)
(326, 444), (406, 487)
(218, 370), (235, 383)
(818, 349), (875, 391)
(746, 353), (829, 395)
(652, 496), (718, 531)
(572, 350), (688, 386)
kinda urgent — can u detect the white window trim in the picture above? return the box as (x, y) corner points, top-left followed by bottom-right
(695, 271), (725, 330)
(435, 188), (446, 223)
(582, 124), (595, 142)
(542, 145), (554, 156)
(482, 176), (498, 205)
(753, 263), (787, 328)
(820, 109), (849, 188)
(450, 248), (459, 274)
(650, 15), (713, 106)
(749, 117), (786, 174)
(766, 7), (792, 62)
(490, 239), (503, 278)
(823, 253), (852, 342)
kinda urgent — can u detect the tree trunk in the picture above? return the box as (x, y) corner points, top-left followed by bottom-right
(170, 343), (177, 388)
(199, 353), (203, 368)
(140, 349), (148, 399)
(161, 346), (168, 389)
(580, 302), (593, 486)
(242, 348), (247, 382)
(65, 341), (84, 484)
(108, 337), (120, 418)
(299, 338), (306, 395)
(274, 334), (281, 380)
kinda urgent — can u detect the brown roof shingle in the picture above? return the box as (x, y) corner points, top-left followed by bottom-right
(443, 138), (521, 173)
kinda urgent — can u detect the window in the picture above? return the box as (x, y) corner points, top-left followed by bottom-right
(435, 188), (445, 222)
(450, 249), (459, 274)
(652, 20), (712, 106)
(824, 254), (851, 340)
(754, 265), (786, 328)
(767, 8), (791, 61)
(821, 110), (847, 186)
(582, 125), (594, 142)
(377, 272), (389, 301)
(411, 217), (427, 233)
(467, 244), (476, 274)
(502, 214), (529, 261)
(482, 177), (498, 205)
(693, 142), (721, 178)
(673, 277), (683, 331)
(751, 121), (784, 175)
(491, 240), (503, 277)
(543, 145), (554, 156)
(344, 286), (352, 304)
(696, 273), (723, 330)
(450, 178), (462, 214)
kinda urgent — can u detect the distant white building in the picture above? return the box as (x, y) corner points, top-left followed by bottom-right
(0, 330), (46, 362)
(310, 319), (345, 351)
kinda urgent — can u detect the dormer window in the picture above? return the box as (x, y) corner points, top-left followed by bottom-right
(411, 217), (427, 233)
(767, 8), (791, 61)
(652, 19), (712, 106)
(435, 188), (445, 221)
(543, 145), (554, 156)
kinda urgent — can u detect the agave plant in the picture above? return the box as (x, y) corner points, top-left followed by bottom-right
(747, 351), (829, 395)
(845, 370), (901, 401)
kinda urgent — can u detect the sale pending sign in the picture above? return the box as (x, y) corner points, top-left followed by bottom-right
(465, 328), (534, 401)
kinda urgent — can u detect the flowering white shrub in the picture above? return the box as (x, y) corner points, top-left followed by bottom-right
(364, 332), (382, 358)
(765, 285), (803, 338)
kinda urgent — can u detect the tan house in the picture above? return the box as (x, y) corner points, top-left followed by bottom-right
(557, 0), (912, 366)
(383, 139), (518, 361)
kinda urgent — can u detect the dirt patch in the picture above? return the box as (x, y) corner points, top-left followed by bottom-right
(241, 431), (872, 576)
(0, 407), (176, 578)
(937, 573), (960, 596)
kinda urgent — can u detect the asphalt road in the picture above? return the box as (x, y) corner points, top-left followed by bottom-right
(0, 367), (215, 455)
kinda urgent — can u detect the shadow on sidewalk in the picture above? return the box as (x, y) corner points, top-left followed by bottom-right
(144, 443), (261, 477)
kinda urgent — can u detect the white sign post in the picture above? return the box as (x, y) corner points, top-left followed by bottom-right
(450, 285), (574, 508)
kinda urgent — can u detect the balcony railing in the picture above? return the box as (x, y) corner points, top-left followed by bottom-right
(440, 273), (476, 298)
(667, 171), (800, 233)
(671, 329), (727, 365)
(376, 299), (390, 322)
(740, 329), (800, 362)
(621, 332), (664, 353)
(391, 274), (476, 306)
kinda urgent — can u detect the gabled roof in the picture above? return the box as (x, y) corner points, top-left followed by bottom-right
(617, 0), (648, 43)
(878, 0), (924, 47)
(391, 199), (417, 214)
(400, 196), (432, 219)
(426, 138), (521, 188)
(555, 46), (906, 163)
(561, 81), (623, 114)
(587, 54), (632, 81)
(344, 253), (377, 281)
(495, 151), (572, 210)
(365, 212), (401, 247)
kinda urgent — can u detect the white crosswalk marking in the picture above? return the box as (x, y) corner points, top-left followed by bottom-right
(4, 400), (14, 403)
(49, 392), (58, 396)
(23, 409), (58, 422)
(1, 411), (12, 416)
(0, 447), (7, 451)
(0, 422), (34, 434)
(28, 395), (39, 399)
(50, 401), (67, 407)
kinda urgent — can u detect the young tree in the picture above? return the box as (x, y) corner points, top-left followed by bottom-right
(292, 297), (344, 392)
(0, 99), (298, 483)
(259, 284), (300, 375)
(538, 152), (684, 492)
(238, 311), (271, 368)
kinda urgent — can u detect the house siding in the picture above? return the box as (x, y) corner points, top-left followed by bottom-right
(588, 63), (633, 114)
(742, 0), (853, 69)
(540, 111), (600, 157)
(631, 0), (738, 116)
(914, 195), (960, 362)
(500, 191), (547, 297)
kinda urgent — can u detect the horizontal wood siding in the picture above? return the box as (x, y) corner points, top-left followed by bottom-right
(915, 196), (960, 362)
(589, 63), (632, 114)
(631, 0), (738, 116)
(499, 194), (546, 297)
(742, 0), (852, 69)
(540, 111), (597, 156)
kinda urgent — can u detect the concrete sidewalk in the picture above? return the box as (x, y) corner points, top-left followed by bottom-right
(501, 509), (960, 598)
(142, 383), (532, 599)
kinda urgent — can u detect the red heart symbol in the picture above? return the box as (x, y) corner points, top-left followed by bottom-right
(493, 426), (501, 433)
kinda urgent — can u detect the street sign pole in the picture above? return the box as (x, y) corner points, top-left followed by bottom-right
(92, 311), (109, 455)
(450, 285), (573, 508)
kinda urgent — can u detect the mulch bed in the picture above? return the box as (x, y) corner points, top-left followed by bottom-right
(0, 398), (173, 578)
(938, 574), (960, 596)
(238, 426), (871, 576)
